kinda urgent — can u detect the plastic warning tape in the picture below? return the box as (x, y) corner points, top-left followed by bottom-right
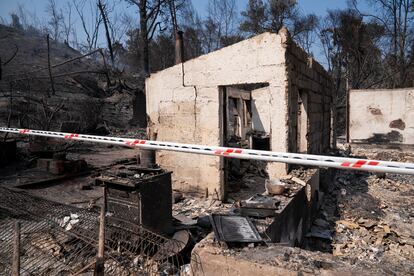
(1, 127), (414, 175)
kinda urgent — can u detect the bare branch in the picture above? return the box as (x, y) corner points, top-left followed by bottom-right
(3, 49), (102, 79)
(2, 44), (19, 66)
(97, 0), (115, 65)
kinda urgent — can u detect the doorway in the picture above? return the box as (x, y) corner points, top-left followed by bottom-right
(219, 83), (270, 200)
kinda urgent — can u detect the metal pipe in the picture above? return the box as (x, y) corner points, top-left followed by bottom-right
(1, 127), (413, 175)
(175, 30), (184, 64)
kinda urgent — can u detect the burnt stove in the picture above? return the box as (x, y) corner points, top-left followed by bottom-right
(95, 166), (173, 235)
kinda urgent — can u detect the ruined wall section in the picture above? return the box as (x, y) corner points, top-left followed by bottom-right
(349, 88), (414, 145)
(282, 28), (334, 155)
(146, 33), (289, 198)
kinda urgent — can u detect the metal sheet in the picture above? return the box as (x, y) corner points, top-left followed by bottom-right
(210, 214), (262, 243)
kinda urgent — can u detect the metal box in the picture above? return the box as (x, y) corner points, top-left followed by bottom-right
(95, 167), (173, 235)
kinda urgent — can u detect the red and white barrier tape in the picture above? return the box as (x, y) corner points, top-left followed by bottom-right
(1, 127), (414, 175)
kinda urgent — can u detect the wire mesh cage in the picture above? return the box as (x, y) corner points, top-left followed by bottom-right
(0, 187), (202, 275)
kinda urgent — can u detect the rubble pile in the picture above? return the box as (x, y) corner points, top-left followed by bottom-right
(305, 148), (414, 274)
(173, 197), (232, 218)
(185, 148), (413, 275)
(350, 145), (414, 163)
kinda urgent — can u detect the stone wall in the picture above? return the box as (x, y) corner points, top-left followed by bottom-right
(349, 88), (414, 145)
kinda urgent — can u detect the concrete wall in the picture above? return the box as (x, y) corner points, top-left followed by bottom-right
(349, 88), (414, 145)
(146, 30), (333, 199)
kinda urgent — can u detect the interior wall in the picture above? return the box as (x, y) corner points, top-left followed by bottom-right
(225, 87), (252, 142)
(251, 87), (271, 133)
(285, 33), (334, 155)
(297, 90), (309, 153)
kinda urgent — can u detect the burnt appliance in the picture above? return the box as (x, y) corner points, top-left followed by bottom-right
(95, 166), (173, 235)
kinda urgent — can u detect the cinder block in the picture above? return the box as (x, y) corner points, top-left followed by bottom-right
(37, 159), (86, 175)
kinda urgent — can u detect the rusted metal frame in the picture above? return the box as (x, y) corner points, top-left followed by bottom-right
(98, 188), (106, 258)
(105, 223), (151, 256)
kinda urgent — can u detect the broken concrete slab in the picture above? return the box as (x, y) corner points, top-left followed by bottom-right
(191, 233), (369, 276)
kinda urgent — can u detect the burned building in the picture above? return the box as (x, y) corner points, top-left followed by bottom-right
(146, 28), (335, 199)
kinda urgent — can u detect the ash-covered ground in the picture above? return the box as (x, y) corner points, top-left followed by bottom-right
(302, 145), (414, 274)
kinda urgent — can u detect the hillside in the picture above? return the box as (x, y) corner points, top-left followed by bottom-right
(0, 24), (146, 133)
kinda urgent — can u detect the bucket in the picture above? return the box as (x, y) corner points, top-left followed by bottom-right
(137, 149), (156, 168)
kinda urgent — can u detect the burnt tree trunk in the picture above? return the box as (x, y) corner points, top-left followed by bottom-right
(140, 1), (150, 76)
(97, 0), (114, 66)
(46, 34), (56, 96)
